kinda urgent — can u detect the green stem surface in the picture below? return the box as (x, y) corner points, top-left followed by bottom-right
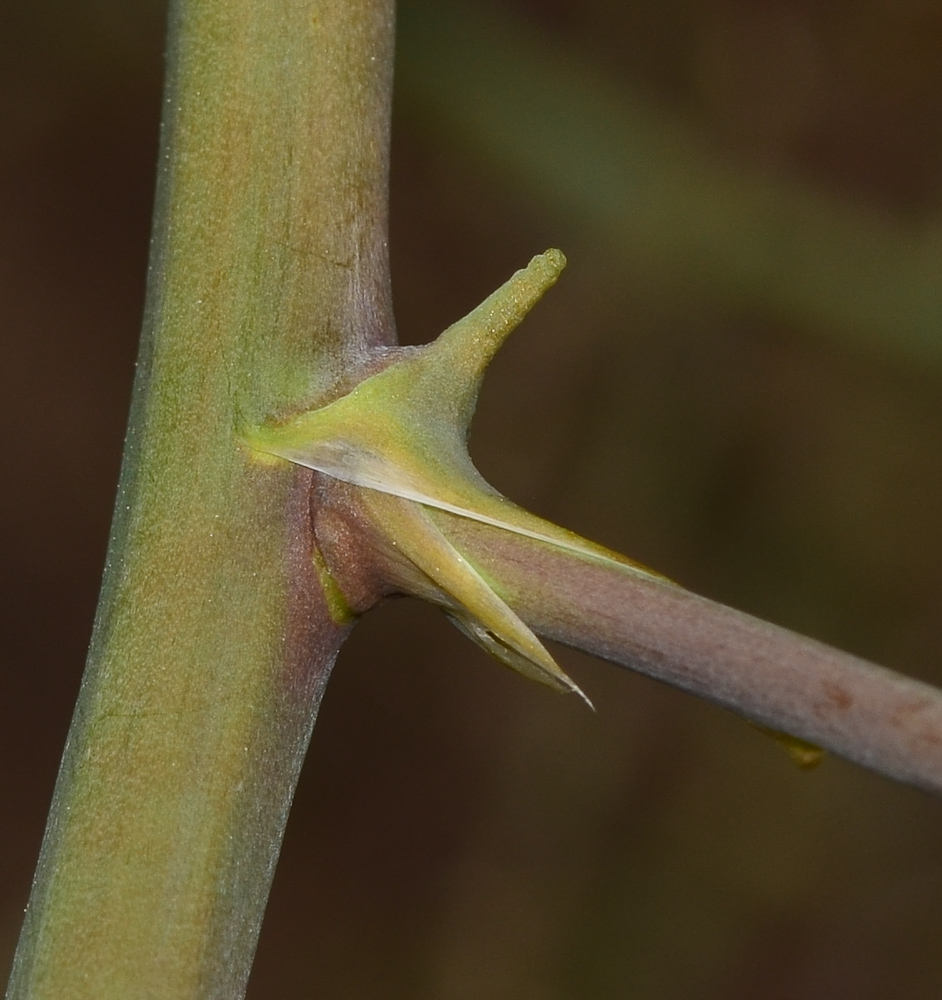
(7, 1), (395, 997)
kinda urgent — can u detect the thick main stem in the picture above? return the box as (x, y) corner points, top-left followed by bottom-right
(7, 1), (395, 997)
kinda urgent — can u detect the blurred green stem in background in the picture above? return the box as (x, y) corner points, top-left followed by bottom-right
(398, 0), (942, 369)
(6, 0), (395, 997)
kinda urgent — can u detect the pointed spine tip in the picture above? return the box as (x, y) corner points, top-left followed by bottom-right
(569, 681), (595, 712)
(538, 248), (567, 274)
(522, 249), (566, 293)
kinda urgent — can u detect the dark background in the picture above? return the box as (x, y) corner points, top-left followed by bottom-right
(3, 1), (942, 996)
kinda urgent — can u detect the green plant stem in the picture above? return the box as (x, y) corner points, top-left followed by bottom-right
(6, 0), (395, 997)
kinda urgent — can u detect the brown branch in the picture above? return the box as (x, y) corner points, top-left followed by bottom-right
(432, 510), (942, 795)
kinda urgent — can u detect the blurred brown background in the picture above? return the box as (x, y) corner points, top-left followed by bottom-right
(4, 0), (942, 996)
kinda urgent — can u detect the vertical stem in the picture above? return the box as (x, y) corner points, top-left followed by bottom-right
(7, 0), (395, 997)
